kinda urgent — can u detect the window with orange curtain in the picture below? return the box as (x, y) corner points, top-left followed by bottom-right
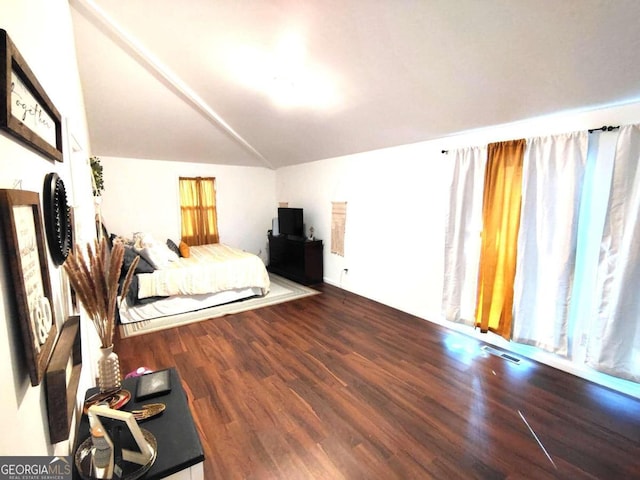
(475, 139), (525, 339)
(179, 177), (219, 246)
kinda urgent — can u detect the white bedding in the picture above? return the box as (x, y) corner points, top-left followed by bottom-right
(119, 286), (263, 324)
(136, 243), (270, 299)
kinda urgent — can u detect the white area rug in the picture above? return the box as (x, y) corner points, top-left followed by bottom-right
(119, 274), (319, 338)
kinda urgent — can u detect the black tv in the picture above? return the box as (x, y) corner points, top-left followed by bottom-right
(278, 207), (304, 238)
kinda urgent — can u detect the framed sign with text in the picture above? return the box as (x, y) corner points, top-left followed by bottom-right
(0, 189), (58, 386)
(0, 29), (63, 162)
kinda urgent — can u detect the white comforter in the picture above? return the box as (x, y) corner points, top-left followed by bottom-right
(136, 243), (270, 299)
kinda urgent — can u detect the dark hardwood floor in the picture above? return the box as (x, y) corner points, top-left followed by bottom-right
(115, 283), (640, 479)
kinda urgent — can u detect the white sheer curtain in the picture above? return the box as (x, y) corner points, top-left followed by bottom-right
(586, 124), (640, 382)
(567, 130), (617, 361)
(442, 146), (487, 325)
(512, 132), (588, 355)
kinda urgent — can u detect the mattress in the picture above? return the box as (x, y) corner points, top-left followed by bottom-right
(118, 286), (263, 324)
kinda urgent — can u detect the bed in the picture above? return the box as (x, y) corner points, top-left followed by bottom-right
(116, 235), (270, 324)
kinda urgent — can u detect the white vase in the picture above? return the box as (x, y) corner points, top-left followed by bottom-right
(98, 345), (121, 392)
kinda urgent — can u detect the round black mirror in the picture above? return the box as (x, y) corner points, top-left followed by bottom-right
(43, 172), (72, 266)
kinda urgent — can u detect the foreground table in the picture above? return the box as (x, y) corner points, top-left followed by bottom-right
(73, 367), (204, 479)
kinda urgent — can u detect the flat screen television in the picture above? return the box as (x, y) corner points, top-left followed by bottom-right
(278, 207), (304, 238)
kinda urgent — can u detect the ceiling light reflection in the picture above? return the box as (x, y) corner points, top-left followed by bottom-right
(225, 33), (341, 110)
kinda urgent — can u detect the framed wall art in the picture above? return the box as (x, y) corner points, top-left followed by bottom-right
(0, 29), (63, 162)
(46, 315), (81, 443)
(0, 189), (58, 386)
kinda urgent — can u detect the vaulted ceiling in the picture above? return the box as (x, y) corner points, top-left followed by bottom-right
(70, 0), (640, 169)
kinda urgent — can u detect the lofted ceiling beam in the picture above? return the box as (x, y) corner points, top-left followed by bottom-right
(70, 0), (274, 168)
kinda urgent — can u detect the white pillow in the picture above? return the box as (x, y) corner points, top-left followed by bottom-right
(133, 233), (179, 268)
(133, 231), (154, 249)
(137, 245), (176, 269)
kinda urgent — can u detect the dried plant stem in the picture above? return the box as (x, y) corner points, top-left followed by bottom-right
(64, 238), (139, 348)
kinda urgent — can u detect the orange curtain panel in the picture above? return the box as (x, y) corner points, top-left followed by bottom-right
(475, 139), (525, 339)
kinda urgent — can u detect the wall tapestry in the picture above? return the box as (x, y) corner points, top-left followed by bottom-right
(331, 201), (347, 256)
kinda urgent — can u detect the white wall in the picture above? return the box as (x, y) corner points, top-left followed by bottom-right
(0, 0), (95, 455)
(100, 157), (276, 262)
(276, 100), (640, 398)
(277, 145), (451, 318)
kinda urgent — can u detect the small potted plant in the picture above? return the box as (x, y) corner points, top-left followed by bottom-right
(90, 156), (104, 197)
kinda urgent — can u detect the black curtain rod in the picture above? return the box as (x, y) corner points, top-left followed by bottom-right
(442, 125), (620, 153)
(588, 125), (620, 133)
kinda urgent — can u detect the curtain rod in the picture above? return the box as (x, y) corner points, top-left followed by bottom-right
(588, 125), (620, 133)
(442, 125), (621, 154)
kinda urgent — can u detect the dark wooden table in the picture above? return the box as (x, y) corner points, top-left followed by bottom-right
(73, 367), (204, 479)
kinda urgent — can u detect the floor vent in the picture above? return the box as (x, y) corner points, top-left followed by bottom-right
(481, 345), (521, 364)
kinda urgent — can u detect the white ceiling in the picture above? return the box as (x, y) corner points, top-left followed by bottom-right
(70, 0), (640, 169)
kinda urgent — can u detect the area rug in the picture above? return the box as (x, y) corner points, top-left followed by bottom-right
(119, 274), (319, 338)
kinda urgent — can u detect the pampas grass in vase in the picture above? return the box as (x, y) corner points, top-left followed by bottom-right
(64, 238), (138, 391)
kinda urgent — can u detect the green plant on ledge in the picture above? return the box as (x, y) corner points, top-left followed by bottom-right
(90, 156), (104, 197)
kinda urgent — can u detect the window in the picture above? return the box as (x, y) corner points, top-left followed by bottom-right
(179, 177), (219, 246)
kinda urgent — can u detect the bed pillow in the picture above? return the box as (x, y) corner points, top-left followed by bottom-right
(124, 274), (139, 306)
(111, 233), (133, 247)
(137, 244), (179, 269)
(179, 241), (191, 258)
(131, 232), (179, 268)
(166, 239), (181, 257)
(123, 246), (155, 274)
(132, 231), (152, 249)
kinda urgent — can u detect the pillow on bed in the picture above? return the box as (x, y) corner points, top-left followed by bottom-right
(137, 244), (179, 269)
(132, 231), (151, 249)
(111, 234), (133, 247)
(179, 241), (191, 258)
(166, 239), (181, 257)
(124, 273), (138, 306)
(131, 232), (179, 268)
(123, 246), (155, 274)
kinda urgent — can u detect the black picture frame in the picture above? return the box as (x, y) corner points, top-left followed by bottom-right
(0, 29), (63, 162)
(0, 189), (58, 386)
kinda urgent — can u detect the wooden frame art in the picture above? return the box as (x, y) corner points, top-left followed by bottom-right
(0, 189), (58, 386)
(0, 29), (63, 162)
(46, 315), (82, 443)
